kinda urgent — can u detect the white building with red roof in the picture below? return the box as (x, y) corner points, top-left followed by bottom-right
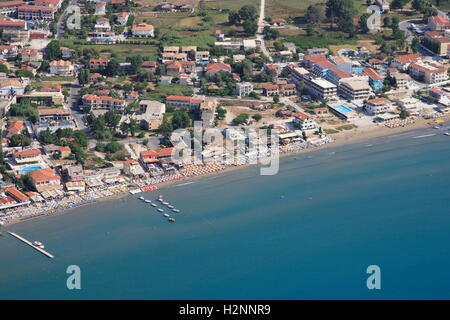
(49, 60), (74, 76)
(293, 112), (317, 130)
(408, 60), (448, 84)
(166, 96), (203, 108)
(30, 168), (62, 192)
(205, 63), (231, 76)
(390, 54), (421, 71)
(18, 5), (54, 20)
(131, 23), (154, 38)
(364, 97), (392, 115)
(428, 15), (450, 31)
(117, 12), (129, 25)
(82, 94), (127, 111)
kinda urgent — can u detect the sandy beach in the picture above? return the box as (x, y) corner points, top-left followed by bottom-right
(1, 113), (448, 228)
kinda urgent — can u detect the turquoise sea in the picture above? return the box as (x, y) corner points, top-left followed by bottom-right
(0, 127), (450, 299)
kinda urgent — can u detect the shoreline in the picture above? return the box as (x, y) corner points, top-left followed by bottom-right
(2, 114), (448, 228)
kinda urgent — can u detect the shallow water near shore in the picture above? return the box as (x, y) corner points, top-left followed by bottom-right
(1, 126), (450, 299)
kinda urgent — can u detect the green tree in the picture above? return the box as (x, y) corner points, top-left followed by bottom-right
(243, 20), (258, 35)
(252, 114), (262, 122)
(305, 4), (326, 25)
(359, 13), (370, 34)
(104, 110), (121, 130)
(238, 5), (258, 21)
(9, 134), (31, 147)
(78, 69), (90, 85)
(106, 60), (119, 77)
(411, 37), (420, 53)
(232, 113), (249, 125)
(47, 40), (62, 60)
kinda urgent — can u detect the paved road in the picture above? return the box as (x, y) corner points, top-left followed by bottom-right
(56, 0), (78, 39)
(257, 0), (273, 62)
(398, 18), (420, 44)
(280, 97), (304, 113)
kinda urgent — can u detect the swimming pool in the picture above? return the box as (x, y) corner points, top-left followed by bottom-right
(19, 166), (42, 174)
(332, 105), (353, 113)
(353, 68), (364, 73)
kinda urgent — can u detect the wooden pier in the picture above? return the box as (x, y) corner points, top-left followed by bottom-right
(7, 231), (54, 259)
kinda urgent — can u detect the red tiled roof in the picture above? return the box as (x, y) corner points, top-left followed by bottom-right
(314, 60), (335, 69)
(38, 108), (70, 116)
(430, 15), (450, 27)
(206, 63), (231, 73)
(293, 112), (310, 121)
(264, 84), (279, 90)
(142, 61), (156, 68)
(364, 68), (383, 80)
(89, 58), (110, 64)
(14, 149), (41, 158)
(0, 1), (25, 8)
(429, 88), (443, 94)
(329, 68), (352, 79)
(4, 187), (29, 202)
(19, 5), (54, 12)
(7, 121), (23, 133)
(0, 18), (25, 28)
(409, 62), (447, 74)
(31, 168), (60, 183)
(83, 94), (125, 103)
(393, 54), (420, 64)
(304, 55), (328, 63)
(367, 97), (389, 104)
(140, 147), (174, 159)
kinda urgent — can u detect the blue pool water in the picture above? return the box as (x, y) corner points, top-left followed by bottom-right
(353, 68), (364, 73)
(332, 105), (353, 113)
(19, 166), (42, 174)
(1, 127), (450, 299)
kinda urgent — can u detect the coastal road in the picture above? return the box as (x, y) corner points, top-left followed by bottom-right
(257, 0), (273, 62)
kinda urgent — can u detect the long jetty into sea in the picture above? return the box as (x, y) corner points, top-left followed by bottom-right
(7, 231), (54, 259)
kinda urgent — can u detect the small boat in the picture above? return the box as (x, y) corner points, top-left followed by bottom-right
(158, 198), (164, 202)
(33, 241), (45, 249)
(151, 203), (157, 207)
(157, 208), (164, 213)
(162, 201), (169, 205)
(138, 196), (144, 201)
(444, 132), (450, 136)
(144, 200), (151, 203)
(167, 205), (174, 209)
(163, 213), (170, 218)
(168, 218), (175, 222)
(433, 125), (441, 129)
(172, 209), (180, 213)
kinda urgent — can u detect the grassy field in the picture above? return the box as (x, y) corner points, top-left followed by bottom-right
(133, 0), (199, 9)
(59, 40), (159, 61)
(266, 0), (368, 19)
(434, 0), (450, 12)
(203, 0), (259, 11)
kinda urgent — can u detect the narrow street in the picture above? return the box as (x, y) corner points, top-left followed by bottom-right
(257, 0), (273, 62)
